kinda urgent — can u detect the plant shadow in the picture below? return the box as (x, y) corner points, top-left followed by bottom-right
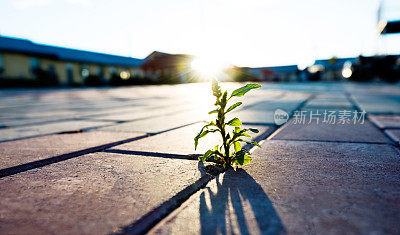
(199, 167), (285, 234)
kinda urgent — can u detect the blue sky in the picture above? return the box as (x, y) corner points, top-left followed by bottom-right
(0, 0), (399, 67)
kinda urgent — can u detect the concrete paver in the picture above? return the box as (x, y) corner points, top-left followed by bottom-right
(150, 140), (400, 234)
(0, 152), (210, 234)
(304, 96), (352, 108)
(0, 82), (400, 234)
(109, 123), (273, 156)
(271, 118), (391, 143)
(352, 95), (400, 114)
(96, 111), (207, 134)
(233, 110), (276, 124)
(0, 120), (114, 142)
(384, 129), (400, 145)
(368, 114), (400, 129)
(0, 131), (145, 170)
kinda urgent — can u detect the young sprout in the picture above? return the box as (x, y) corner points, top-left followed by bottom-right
(194, 79), (262, 168)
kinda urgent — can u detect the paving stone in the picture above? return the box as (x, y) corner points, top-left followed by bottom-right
(384, 129), (400, 145)
(304, 97), (353, 108)
(109, 122), (272, 156)
(0, 131), (145, 170)
(368, 115), (400, 129)
(150, 140), (400, 234)
(0, 120), (114, 142)
(87, 104), (191, 122)
(245, 100), (304, 112)
(233, 107), (356, 125)
(271, 118), (390, 143)
(313, 93), (348, 99)
(0, 115), (76, 128)
(241, 91), (309, 111)
(97, 111), (208, 134)
(0, 152), (210, 234)
(232, 110), (276, 124)
(352, 95), (400, 114)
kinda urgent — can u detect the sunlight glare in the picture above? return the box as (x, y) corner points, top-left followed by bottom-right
(342, 61), (352, 78)
(342, 67), (352, 78)
(191, 56), (228, 78)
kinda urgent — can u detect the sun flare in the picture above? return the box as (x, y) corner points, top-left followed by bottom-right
(191, 56), (229, 78)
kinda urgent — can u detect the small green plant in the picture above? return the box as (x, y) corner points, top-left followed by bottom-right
(194, 79), (262, 168)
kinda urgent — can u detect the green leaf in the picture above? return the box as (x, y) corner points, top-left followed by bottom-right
(199, 149), (214, 161)
(240, 133), (251, 138)
(227, 117), (242, 126)
(235, 127), (241, 133)
(194, 122), (220, 150)
(208, 109), (218, 114)
(233, 141), (241, 152)
(226, 102), (242, 113)
(239, 140), (261, 148)
(221, 91), (228, 108)
(231, 84), (261, 97)
(232, 150), (252, 165)
(194, 130), (210, 150)
(249, 128), (259, 133)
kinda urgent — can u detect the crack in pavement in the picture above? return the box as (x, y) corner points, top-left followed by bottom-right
(0, 121), (204, 178)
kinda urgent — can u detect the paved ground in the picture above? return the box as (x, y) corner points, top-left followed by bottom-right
(0, 82), (399, 234)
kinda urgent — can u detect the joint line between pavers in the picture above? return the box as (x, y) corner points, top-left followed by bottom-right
(143, 125), (281, 233)
(0, 121), (206, 178)
(267, 138), (396, 146)
(103, 149), (201, 161)
(0, 134), (150, 178)
(104, 127), (277, 162)
(0, 105), (191, 131)
(265, 93), (315, 141)
(146, 121), (206, 136)
(346, 92), (400, 147)
(0, 122), (115, 144)
(114, 119), (280, 234)
(114, 174), (215, 235)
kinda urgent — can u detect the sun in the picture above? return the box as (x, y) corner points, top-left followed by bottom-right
(191, 56), (229, 78)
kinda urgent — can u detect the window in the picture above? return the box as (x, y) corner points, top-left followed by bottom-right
(30, 57), (40, 73)
(66, 64), (74, 84)
(48, 64), (55, 73)
(97, 66), (104, 77)
(109, 67), (116, 76)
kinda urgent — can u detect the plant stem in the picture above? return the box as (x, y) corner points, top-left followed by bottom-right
(220, 126), (230, 166)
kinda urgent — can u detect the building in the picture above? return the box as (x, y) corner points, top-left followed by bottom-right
(140, 51), (195, 83)
(244, 65), (299, 82)
(311, 57), (357, 81)
(0, 36), (143, 87)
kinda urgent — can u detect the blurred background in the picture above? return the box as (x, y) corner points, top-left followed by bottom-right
(0, 0), (400, 87)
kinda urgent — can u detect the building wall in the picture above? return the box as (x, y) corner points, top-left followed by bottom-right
(88, 64), (99, 77)
(2, 53), (33, 79)
(70, 62), (83, 85)
(39, 59), (84, 85)
(103, 66), (114, 81)
(0, 51), (142, 85)
(41, 59), (66, 85)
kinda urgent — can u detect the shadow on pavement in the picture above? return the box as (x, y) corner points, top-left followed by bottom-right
(199, 168), (285, 234)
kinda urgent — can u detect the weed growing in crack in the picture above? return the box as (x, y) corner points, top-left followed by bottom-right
(194, 79), (261, 168)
